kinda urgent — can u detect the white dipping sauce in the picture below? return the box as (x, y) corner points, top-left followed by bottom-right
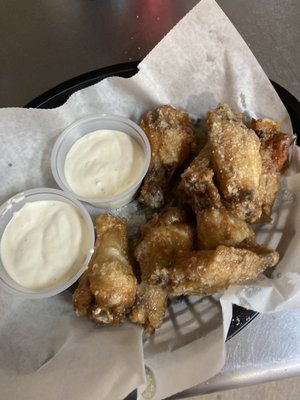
(64, 130), (145, 198)
(0, 201), (90, 290)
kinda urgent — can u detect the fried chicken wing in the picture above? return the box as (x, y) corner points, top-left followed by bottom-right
(250, 118), (290, 221)
(135, 208), (194, 282)
(250, 117), (290, 173)
(130, 283), (167, 332)
(207, 103), (262, 222)
(181, 106), (290, 224)
(73, 214), (137, 324)
(180, 144), (222, 213)
(154, 245), (279, 296)
(196, 207), (255, 250)
(139, 105), (197, 209)
(129, 207), (194, 331)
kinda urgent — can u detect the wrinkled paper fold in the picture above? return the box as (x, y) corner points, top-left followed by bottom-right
(0, 1), (298, 399)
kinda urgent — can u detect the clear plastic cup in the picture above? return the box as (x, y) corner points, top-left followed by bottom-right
(51, 114), (151, 208)
(0, 188), (95, 298)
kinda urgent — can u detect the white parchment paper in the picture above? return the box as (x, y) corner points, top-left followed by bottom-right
(0, 1), (298, 399)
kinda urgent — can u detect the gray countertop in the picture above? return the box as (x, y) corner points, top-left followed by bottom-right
(172, 309), (300, 399)
(1, 1), (300, 398)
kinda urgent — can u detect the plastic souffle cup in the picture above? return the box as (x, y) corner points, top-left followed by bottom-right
(51, 114), (151, 208)
(0, 188), (95, 298)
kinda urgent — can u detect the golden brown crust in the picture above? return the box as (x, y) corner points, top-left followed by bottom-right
(207, 103), (262, 222)
(129, 283), (167, 333)
(196, 207), (255, 250)
(139, 105), (197, 209)
(155, 245), (279, 296)
(72, 214), (137, 325)
(250, 118), (291, 221)
(180, 105), (290, 224)
(135, 208), (194, 282)
(130, 207), (194, 331)
(180, 144), (222, 213)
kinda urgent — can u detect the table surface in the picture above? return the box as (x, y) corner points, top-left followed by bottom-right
(1, 1), (300, 398)
(1, 0), (299, 108)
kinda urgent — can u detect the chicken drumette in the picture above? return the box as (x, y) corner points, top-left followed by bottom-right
(73, 214), (137, 324)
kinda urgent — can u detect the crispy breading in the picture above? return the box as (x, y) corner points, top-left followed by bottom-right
(181, 108), (290, 223)
(139, 105), (197, 209)
(129, 207), (194, 331)
(207, 103), (262, 222)
(135, 208), (194, 282)
(130, 283), (167, 333)
(73, 214), (137, 324)
(154, 245), (279, 296)
(250, 118), (290, 221)
(196, 207), (255, 250)
(180, 144), (222, 213)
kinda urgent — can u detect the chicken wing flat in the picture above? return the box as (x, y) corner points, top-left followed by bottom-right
(139, 105), (197, 209)
(180, 144), (222, 213)
(154, 245), (279, 296)
(129, 207), (194, 331)
(250, 118), (290, 173)
(207, 103), (262, 222)
(250, 118), (290, 221)
(135, 207), (194, 282)
(129, 283), (167, 332)
(196, 207), (255, 250)
(73, 214), (137, 324)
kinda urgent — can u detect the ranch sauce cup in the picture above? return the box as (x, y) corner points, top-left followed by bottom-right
(51, 115), (151, 208)
(0, 188), (95, 298)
